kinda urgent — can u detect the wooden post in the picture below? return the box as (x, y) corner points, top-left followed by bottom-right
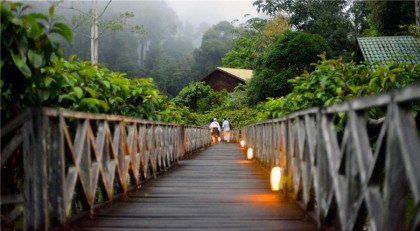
(47, 112), (66, 227)
(23, 108), (48, 230)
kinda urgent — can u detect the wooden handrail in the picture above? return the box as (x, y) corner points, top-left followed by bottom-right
(240, 82), (420, 230)
(1, 108), (211, 229)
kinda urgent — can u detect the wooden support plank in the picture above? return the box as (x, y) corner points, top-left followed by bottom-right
(1, 130), (23, 166)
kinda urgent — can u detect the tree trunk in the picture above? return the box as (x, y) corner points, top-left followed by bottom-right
(416, 0), (420, 34)
(91, 0), (99, 67)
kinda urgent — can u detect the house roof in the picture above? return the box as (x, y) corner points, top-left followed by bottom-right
(215, 67), (254, 82)
(355, 36), (420, 65)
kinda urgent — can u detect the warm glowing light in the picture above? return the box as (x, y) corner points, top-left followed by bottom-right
(270, 167), (282, 191)
(240, 140), (245, 148)
(218, 137), (221, 142)
(247, 148), (253, 159)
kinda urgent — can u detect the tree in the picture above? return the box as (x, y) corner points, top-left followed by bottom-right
(222, 16), (290, 69)
(246, 31), (331, 105)
(191, 21), (235, 80)
(348, 0), (371, 38)
(56, 0), (145, 65)
(171, 81), (229, 113)
(222, 35), (257, 69)
(253, 0), (354, 58)
(172, 82), (213, 111)
(366, 0), (416, 36)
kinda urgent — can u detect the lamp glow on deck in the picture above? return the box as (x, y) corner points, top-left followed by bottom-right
(270, 167), (282, 191)
(247, 148), (253, 159)
(240, 140), (245, 148)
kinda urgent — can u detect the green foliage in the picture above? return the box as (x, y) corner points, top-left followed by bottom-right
(1, 2), (181, 124)
(1, 1), (72, 121)
(42, 58), (181, 122)
(223, 16), (290, 70)
(202, 107), (263, 129)
(172, 81), (213, 111)
(172, 83), (261, 127)
(253, 0), (353, 58)
(191, 21), (235, 79)
(246, 31), (331, 105)
(222, 17), (269, 69)
(197, 89), (228, 113)
(253, 0), (289, 16)
(366, 1), (416, 36)
(220, 85), (248, 110)
(260, 54), (420, 119)
(222, 36), (256, 69)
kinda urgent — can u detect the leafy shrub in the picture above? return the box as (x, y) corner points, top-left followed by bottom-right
(42, 58), (181, 122)
(172, 81), (227, 113)
(261, 54), (420, 119)
(1, 2), (72, 121)
(1, 2), (181, 123)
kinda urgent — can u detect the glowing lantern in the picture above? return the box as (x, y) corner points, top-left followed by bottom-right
(240, 140), (246, 148)
(247, 148), (253, 159)
(270, 167), (282, 191)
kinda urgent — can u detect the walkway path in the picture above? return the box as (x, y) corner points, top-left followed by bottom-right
(72, 143), (317, 231)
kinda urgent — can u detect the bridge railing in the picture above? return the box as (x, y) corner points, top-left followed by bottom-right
(241, 83), (420, 231)
(1, 107), (211, 230)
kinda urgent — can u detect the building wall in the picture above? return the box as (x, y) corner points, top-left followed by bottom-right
(203, 71), (244, 92)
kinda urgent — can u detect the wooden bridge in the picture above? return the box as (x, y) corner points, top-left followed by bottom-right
(2, 83), (420, 231)
(72, 143), (316, 230)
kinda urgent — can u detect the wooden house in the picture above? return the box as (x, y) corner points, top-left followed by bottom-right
(354, 36), (420, 66)
(201, 67), (253, 92)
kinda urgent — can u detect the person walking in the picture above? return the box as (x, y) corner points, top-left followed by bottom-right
(222, 118), (231, 143)
(209, 118), (221, 143)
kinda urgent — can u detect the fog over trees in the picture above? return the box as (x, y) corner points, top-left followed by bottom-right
(27, 0), (417, 99)
(28, 0), (258, 97)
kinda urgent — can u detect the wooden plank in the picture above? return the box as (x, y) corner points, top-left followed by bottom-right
(72, 143), (316, 230)
(1, 130), (23, 166)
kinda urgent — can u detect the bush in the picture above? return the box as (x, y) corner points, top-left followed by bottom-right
(260, 54), (420, 119)
(246, 31), (331, 105)
(1, 2), (181, 123)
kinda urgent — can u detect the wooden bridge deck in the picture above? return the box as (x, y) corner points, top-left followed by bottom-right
(72, 143), (317, 231)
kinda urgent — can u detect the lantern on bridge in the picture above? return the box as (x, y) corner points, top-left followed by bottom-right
(270, 167), (282, 191)
(240, 140), (246, 148)
(247, 147), (253, 160)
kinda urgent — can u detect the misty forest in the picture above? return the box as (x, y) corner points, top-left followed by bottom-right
(2, 0), (419, 128)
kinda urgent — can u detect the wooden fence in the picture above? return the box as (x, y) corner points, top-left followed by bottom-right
(235, 83), (420, 231)
(1, 108), (211, 230)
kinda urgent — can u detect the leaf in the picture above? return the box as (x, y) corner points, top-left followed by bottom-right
(30, 13), (49, 22)
(38, 89), (50, 101)
(49, 5), (55, 16)
(50, 22), (72, 42)
(44, 78), (54, 87)
(389, 74), (395, 82)
(85, 87), (97, 98)
(28, 50), (43, 68)
(59, 95), (76, 103)
(73, 87), (83, 99)
(81, 98), (99, 107)
(10, 51), (31, 78)
(102, 80), (111, 89)
(98, 100), (110, 111)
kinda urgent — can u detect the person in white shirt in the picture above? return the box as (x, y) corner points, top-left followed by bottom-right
(209, 118), (221, 143)
(222, 118), (231, 143)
